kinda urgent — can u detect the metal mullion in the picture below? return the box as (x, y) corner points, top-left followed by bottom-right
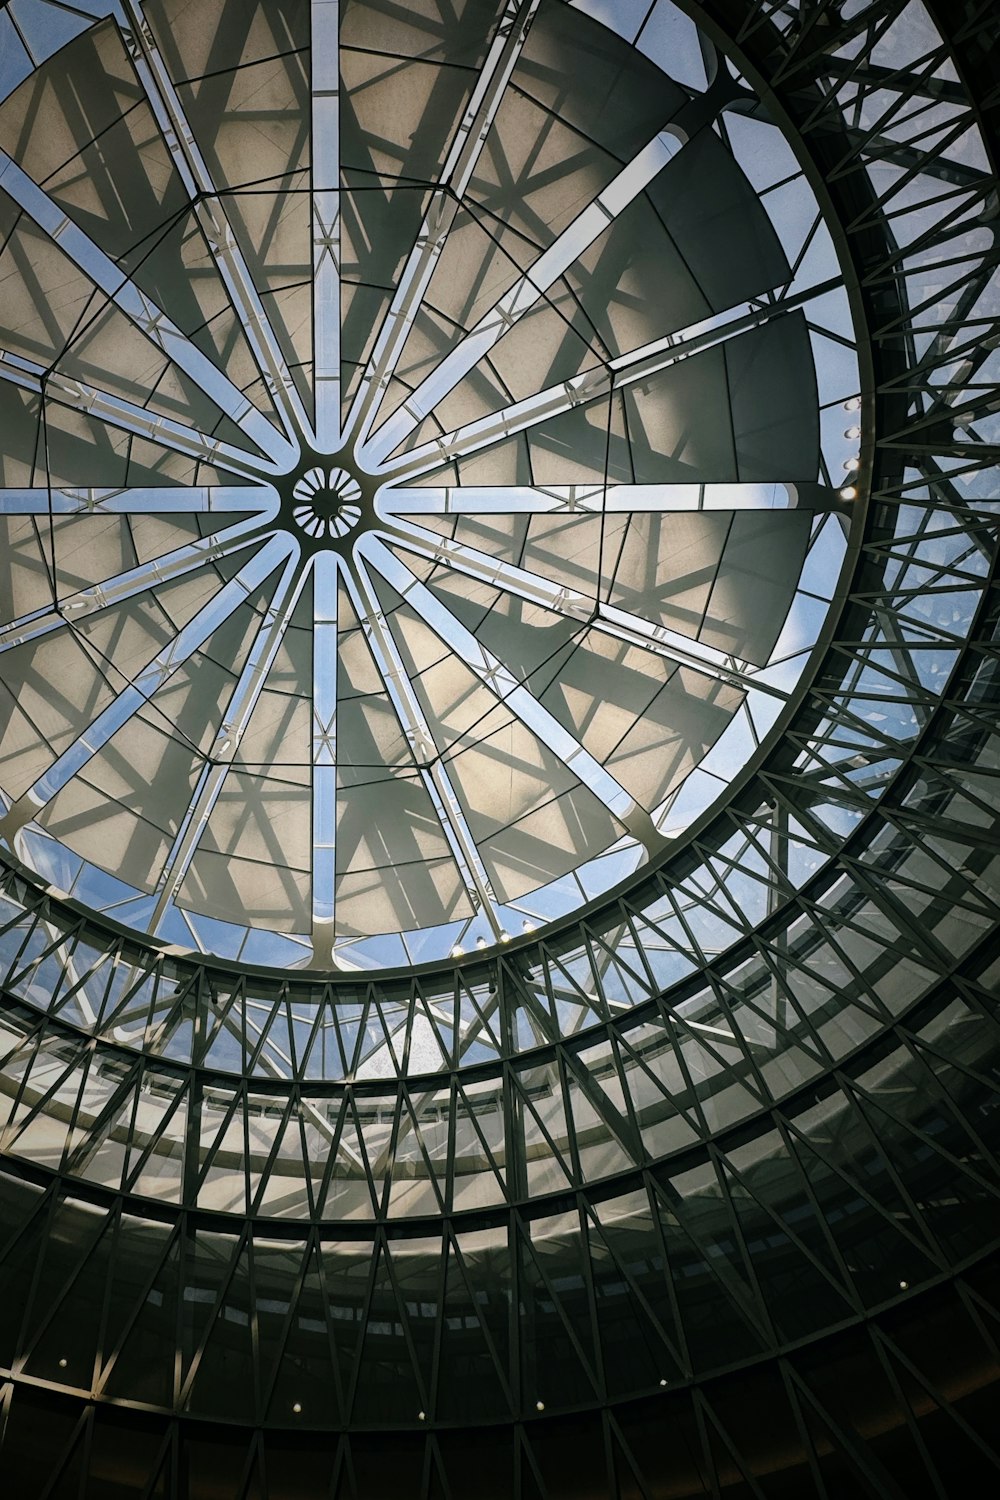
(699, 969), (788, 1087)
(0, 352), (268, 482)
(683, 1155), (779, 1350)
(781, 1103), (948, 1270)
(363, 109), (717, 464)
(0, 533), (290, 843)
(871, 1326), (1000, 1481)
(378, 1224), (438, 1413)
(246, 1092), (298, 1216)
(341, 550), (505, 936)
(453, 1076), (511, 1205)
(390, 1082), (448, 1218)
(310, 550), (338, 965)
(646, 1169), (772, 1351)
(0, 1020), (63, 1124)
(847, 1067), (1000, 1210)
(898, 1027), (1000, 1186)
(379, 276), (843, 484)
(310, 1090), (362, 1216)
(246, 1224), (262, 1425)
(38, 926), (100, 1028)
(0, 511), (273, 657)
(118, 0), (311, 451)
(721, 1148), (858, 1308)
(62, 1054), (144, 1182)
(690, 1385), (759, 1500)
(310, 0), (340, 450)
(0, 149), (291, 465)
(638, 1170), (693, 1379)
(727, 939), (835, 1071)
(342, 1222), (390, 1422)
(93, 1218), (184, 1396)
(784, 0), (915, 110)
(8, 1042), (91, 1169)
(514, 1198), (602, 1397)
(0, 485), (265, 518)
(187, 1080), (247, 1203)
(13, 1196), (119, 1385)
(771, 1112), (867, 1317)
(561, 1043), (640, 1170)
(443, 1220), (514, 1407)
(36, 1403), (95, 1500)
(572, 1196), (608, 1404)
(668, 1006), (768, 1115)
(643, 996), (715, 1147)
(364, 538), (661, 851)
(175, 1218), (253, 1408)
(582, 1195), (689, 1376)
(825, 64), (971, 178)
(120, 1074), (191, 1195)
(255, 1227), (316, 1416)
(379, 516), (791, 701)
(343, 0), (542, 451)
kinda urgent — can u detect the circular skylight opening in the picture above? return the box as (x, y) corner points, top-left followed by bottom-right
(0, 0), (861, 970)
(291, 466), (363, 541)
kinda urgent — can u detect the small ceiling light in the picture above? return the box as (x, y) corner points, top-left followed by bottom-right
(476, 935), (488, 949)
(839, 486), (858, 501)
(844, 397), (861, 411)
(899, 1280), (909, 1291)
(536, 1400), (545, 1412)
(292, 1402), (302, 1414)
(450, 945), (464, 958)
(58, 1358), (67, 1369)
(499, 930), (511, 943)
(523, 919), (536, 933)
(843, 457), (860, 472)
(418, 1410), (426, 1421)
(659, 1378), (668, 1388)
(844, 426), (861, 439)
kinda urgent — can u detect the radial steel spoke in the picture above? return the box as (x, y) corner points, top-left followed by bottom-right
(0, 534), (292, 841)
(117, 0), (311, 451)
(380, 479), (843, 516)
(0, 151), (293, 467)
(362, 123), (689, 464)
(379, 274), (845, 483)
(0, 512), (274, 655)
(0, 486), (267, 517)
(378, 518), (790, 700)
(339, 556), (505, 937)
(362, 536), (665, 852)
(149, 544), (307, 931)
(310, 550), (338, 964)
(311, 0), (341, 452)
(342, 0), (542, 452)
(0, 350), (271, 482)
(225, 1004), (351, 1149)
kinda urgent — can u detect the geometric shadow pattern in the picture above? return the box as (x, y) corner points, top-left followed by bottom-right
(0, 0), (997, 1496)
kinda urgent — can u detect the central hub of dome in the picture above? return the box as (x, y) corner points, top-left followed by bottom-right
(291, 464), (363, 541)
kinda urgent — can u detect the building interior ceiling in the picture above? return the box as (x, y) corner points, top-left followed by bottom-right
(0, 0), (997, 1494)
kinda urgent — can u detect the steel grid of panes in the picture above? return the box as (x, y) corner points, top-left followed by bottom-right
(0, 0), (997, 1493)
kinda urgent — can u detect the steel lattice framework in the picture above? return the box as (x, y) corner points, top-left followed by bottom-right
(0, 0), (997, 1495)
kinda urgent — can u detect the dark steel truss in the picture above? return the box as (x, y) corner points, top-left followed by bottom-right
(0, 0), (998, 1494)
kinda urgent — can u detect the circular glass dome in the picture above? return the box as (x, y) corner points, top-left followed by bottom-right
(0, 0), (861, 970)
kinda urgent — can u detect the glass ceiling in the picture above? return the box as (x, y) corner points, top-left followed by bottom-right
(0, 0), (997, 1481)
(0, 0), (861, 970)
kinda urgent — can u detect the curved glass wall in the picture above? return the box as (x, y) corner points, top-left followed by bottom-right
(0, 0), (998, 1495)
